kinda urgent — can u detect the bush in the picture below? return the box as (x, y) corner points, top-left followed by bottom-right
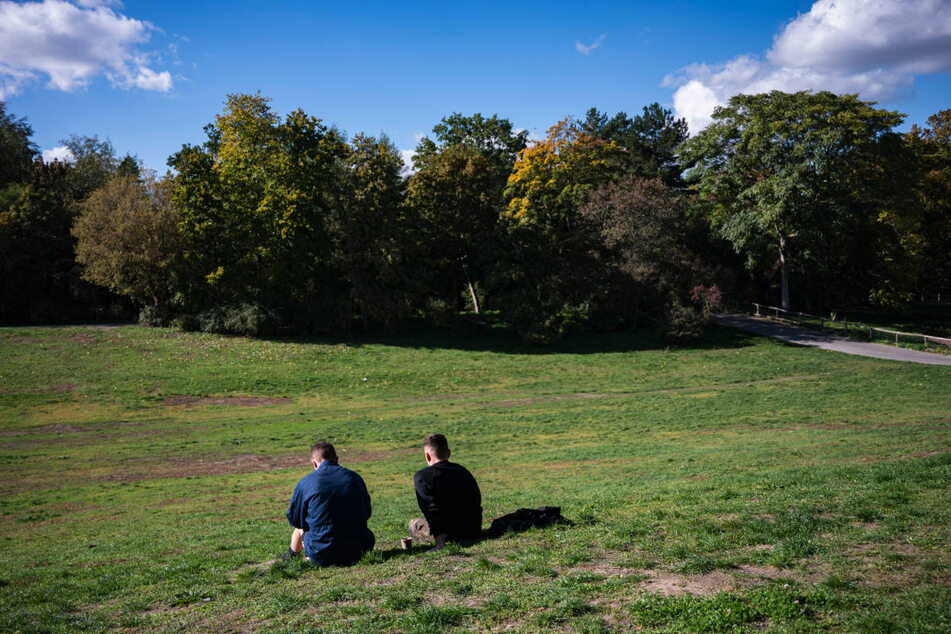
(196, 303), (279, 337)
(519, 314), (568, 346)
(138, 304), (171, 327)
(659, 300), (705, 343)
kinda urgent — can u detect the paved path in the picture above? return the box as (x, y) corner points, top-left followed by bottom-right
(714, 314), (951, 366)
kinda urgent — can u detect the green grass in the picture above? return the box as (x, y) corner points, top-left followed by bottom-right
(1, 323), (950, 632)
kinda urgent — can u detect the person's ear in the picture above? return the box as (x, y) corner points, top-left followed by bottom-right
(424, 450), (431, 462)
(312, 460), (319, 469)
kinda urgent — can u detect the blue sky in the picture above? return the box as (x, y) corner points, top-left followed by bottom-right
(3, 0), (950, 172)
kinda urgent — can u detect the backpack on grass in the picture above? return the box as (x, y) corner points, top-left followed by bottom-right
(489, 506), (565, 536)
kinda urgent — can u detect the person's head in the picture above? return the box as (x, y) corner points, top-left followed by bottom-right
(310, 441), (338, 469)
(422, 433), (450, 465)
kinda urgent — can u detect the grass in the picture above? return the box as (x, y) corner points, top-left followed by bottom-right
(1, 323), (950, 632)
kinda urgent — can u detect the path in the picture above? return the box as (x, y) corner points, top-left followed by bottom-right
(714, 314), (951, 366)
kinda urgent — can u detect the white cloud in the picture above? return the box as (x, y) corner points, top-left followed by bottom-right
(41, 145), (75, 163)
(0, 0), (173, 99)
(399, 149), (415, 177)
(664, 0), (951, 133)
(576, 34), (606, 55)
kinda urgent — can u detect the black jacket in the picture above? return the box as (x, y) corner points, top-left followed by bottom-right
(413, 460), (482, 540)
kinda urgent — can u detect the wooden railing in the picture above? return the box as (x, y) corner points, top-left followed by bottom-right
(750, 303), (951, 350)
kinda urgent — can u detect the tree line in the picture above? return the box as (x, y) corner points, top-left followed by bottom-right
(1, 91), (948, 343)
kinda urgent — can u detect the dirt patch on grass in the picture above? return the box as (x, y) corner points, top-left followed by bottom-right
(3, 335), (42, 344)
(897, 449), (951, 460)
(639, 570), (741, 596)
(163, 395), (293, 407)
(100, 447), (415, 482)
(0, 383), (75, 396)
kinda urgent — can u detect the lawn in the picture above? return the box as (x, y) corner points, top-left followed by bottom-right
(1, 324), (949, 632)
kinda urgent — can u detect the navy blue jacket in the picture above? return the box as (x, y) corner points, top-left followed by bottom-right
(286, 461), (374, 565)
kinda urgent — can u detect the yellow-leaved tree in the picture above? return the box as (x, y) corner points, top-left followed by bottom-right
(494, 118), (624, 344)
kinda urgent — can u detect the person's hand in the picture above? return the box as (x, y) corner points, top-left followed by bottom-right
(432, 534), (448, 551)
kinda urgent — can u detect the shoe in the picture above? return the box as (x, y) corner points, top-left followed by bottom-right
(282, 547), (300, 562)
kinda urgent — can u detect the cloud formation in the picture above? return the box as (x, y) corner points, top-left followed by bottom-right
(399, 149), (416, 177)
(576, 34), (606, 55)
(0, 0), (173, 99)
(41, 145), (75, 163)
(664, 0), (951, 132)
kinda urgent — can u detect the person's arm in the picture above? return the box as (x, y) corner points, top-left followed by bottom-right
(359, 474), (372, 521)
(414, 471), (449, 538)
(286, 484), (307, 530)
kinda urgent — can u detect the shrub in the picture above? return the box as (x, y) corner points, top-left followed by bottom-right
(196, 303), (278, 337)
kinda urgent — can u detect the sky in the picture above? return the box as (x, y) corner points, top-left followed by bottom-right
(3, 0), (951, 173)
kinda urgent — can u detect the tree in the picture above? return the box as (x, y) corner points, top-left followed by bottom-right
(679, 91), (903, 310)
(0, 162), (124, 323)
(73, 175), (179, 306)
(408, 113), (526, 319)
(62, 135), (119, 199)
(580, 176), (715, 339)
(504, 118), (622, 233)
(336, 133), (410, 328)
(902, 110), (951, 300)
(581, 103), (688, 186)
(498, 118), (623, 343)
(406, 144), (500, 314)
(413, 112), (527, 179)
(0, 101), (36, 189)
(116, 154), (141, 180)
(168, 92), (350, 328)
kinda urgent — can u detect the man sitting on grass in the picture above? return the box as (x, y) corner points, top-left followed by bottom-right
(409, 433), (482, 549)
(284, 442), (375, 565)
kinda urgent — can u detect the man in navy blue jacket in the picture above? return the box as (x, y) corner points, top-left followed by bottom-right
(284, 442), (374, 565)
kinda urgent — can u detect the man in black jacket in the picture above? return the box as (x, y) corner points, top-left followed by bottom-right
(409, 433), (482, 549)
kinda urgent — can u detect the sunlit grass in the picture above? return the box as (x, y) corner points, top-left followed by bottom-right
(1, 324), (949, 631)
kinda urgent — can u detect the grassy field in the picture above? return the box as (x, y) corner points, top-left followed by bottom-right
(1, 323), (950, 632)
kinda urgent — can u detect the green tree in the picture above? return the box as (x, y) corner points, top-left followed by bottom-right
(902, 110), (951, 300)
(581, 103), (688, 186)
(408, 113), (526, 319)
(0, 162), (123, 323)
(116, 154), (141, 180)
(62, 135), (119, 199)
(73, 175), (179, 306)
(406, 144), (500, 314)
(414, 112), (527, 178)
(168, 92), (349, 328)
(0, 101), (36, 189)
(336, 133), (410, 328)
(679, 90), (903, 310)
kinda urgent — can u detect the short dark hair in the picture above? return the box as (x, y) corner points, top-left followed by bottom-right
(311, 441), (338, 464)
(423, 433), (450, 460)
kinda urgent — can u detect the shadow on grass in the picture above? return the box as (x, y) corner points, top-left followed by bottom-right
(258, 323), (758, 356)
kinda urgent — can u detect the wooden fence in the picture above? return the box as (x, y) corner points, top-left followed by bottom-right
(750, 303), (951, 350)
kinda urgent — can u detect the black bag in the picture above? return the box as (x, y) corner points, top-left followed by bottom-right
(489, 506), (565, 536)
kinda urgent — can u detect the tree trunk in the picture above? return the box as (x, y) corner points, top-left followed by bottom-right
(467, 279), (481, 314)
(778, 234), (790, 310)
